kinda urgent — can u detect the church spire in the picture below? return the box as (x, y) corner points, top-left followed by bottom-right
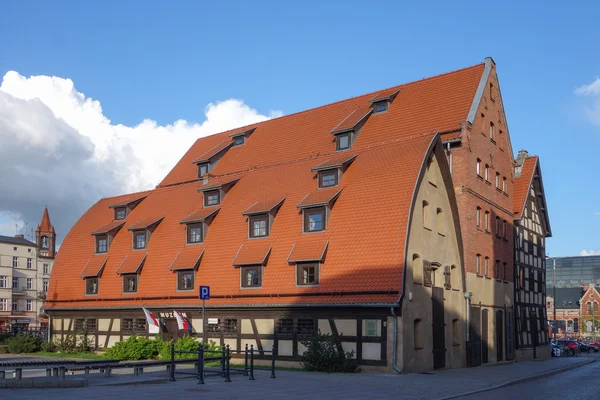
(36, 207), (56, 258)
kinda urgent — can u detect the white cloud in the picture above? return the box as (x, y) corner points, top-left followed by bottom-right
(594, 212), (600, 216)
(575, 77), (600, 127)
(580, 250), (600, 256)
(0, 71), (282, 242)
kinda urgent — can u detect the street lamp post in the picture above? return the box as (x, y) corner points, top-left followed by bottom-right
(547, 256), (557, 341)
(592, 294), (595, 341)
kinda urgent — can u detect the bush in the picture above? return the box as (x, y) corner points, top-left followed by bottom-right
(157, 335), (221, 360)
(5, 334), (41, 353)
(40, 341), (57, 352)
(55, 333), (77, 353)
(300, 331), (358, 373)
(105, 335), (161, 361)
(54, 333), (94, 354)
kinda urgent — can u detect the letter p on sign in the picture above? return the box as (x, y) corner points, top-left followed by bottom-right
(200, 286), (210, 300)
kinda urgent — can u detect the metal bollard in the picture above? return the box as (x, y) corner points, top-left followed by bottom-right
(169, 342), (176, 382)
(220, 348), (225, 377)
(104, 367), (111, 378)
(270, 344), (276, 379)
(85, 366), (90, 375)
(46, 369), (52, 377)
(225, 345), (231, 383)
(198, 344), (205, 385)
(53, 367), (59, 376)
(15, 368), (22, 380)
(60, 367), (66, 380)
(244, 343), (249, 376)
(0, 371), (4, 379)
(249, 344), (255, 381)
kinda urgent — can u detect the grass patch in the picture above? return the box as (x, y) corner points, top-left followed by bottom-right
(24, 352), (107, 360)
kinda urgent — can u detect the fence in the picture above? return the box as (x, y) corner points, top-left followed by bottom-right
(169, 343), (277, 384)
(0, 327), (48, 341)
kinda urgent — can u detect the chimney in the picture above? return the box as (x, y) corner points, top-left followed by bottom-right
(15, 234), (24, 239)
(514, 149), (529, 178)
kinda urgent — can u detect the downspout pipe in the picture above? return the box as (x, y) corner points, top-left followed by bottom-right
(390, 306), (402, 374)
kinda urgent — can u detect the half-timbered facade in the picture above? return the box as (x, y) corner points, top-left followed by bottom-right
(513, 151), (552, 360)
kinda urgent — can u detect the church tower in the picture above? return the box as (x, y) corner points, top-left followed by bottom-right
(36, 207), (56, 258)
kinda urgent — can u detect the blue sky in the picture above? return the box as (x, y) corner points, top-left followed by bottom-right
(0, 0), (599, 256)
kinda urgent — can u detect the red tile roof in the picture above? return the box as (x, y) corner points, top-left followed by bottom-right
(513, 156), (538, 218)
(109, 194), (147, 208)
(296, 187), (343, 209)
(46, 61), (485, 309)
(192, 141), (233, 164)
(242, 197), (286, 216)
(369, 88), (400, 103)
(37, 207), (54, 232)
(91, 220), (126, 236)
(180, 208), (220, 224)
(287, 239), (328, 263)
(79, 256), (108, 278)
(127, 216), (164, 231)
(197, 177), (240, 192)
(116, 252), (147, 274)
(232, 241), (273, 266)
(229, 127), (256, 138)
(331, 107), (372, 134)
(311, 153), (358, 172)
(169, 246), (205, 271)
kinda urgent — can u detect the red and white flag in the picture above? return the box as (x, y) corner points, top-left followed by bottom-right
(174, 310), (191, 331)
(142, 307), (161, 334)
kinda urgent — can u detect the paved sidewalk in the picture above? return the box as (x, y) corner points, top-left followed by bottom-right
(1, 355), (596, 399)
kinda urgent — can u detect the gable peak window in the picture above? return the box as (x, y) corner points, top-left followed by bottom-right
(336, 132), (351, 151)
(319, 169), (339, 188)
(115, 207), (126, 220)
(490, 122), (495, 141)
(133, 230), (147, 249)
(177, 270), (195, 291)
(96, 235), (108, 253)
(297, 262), (319, 286)
(123, 274), (138, 293)
(249, 214), (269, 238)
(198, 162), (210, 178)
(187, 223), (204, 244)
(436, 208), (445, 236)
(241, 265), (262, 288)
(304, 206), (326, 233)
(412, 254), (422, 284)
(86, 277), (98, 295)
(204, 190), (220, 206)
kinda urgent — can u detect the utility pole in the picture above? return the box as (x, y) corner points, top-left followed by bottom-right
(547, 256), (557, 341)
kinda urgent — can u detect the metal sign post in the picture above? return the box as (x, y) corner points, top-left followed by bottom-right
(199, 286), (210, 344)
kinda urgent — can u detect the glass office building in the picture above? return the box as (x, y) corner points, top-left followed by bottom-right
(546, 255), (600, 289)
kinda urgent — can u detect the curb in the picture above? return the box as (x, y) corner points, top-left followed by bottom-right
(437, 359), (597, 400)
(0, 378), (88, 389)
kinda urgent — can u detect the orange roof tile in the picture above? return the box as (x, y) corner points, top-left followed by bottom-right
(79, 256), (108, 278)
(180, 208), (220, 224)
(232, 241), (272, 266)
(441, 130), (462, 142)
(242, 197), (286, 216)
(192, 141), (232, 164)
(109, 194), (147, 208)
(229, 127), (256, 138)
(369, 88), (400, 103)
(127, 216), (164, 231)
(297, 187), (343, 209)
(287, 239), (328, 263)
(116, 252), (147, 274)
(513, 156), (538, 217)
(331, 107), (372, 134)
(37, 207), (53, 232)
(169, 246), (205, 271)
(197, 177), (240, 192)
(311, 153), (358, 172)
(91, 220), (126, 236)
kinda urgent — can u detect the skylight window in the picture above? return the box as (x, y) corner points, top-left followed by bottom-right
(336, 133), (350, 151)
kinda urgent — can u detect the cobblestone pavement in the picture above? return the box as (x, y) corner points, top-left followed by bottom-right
(1, 355), (597, 400)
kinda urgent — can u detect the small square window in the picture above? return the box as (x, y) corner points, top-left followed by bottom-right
(134, 231), (146, 249)
(365, 319), (378, 337)
(115, 207), (126, 220)
(177, 270), (194, 291)
(233, 136), (245, 146)
(205, 190), (220, 206)
(123, 274), (137, 293)
(198, 163), (209, 178)
(249, 214), (269, 238)
(187, 223), (203, 244)
(319, 170), (338, 188)
(86, 277), (98, 295)
(96, 235), (108, 253)
(304, 207), (326, 232)
(373, 101), (388, 113)
(336, 133), (350, 151)
(297, 263), (319, 286)
(241, 266), (261, 288)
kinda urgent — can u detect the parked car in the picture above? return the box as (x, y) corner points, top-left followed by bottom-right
(556, 339), (578, 355)
(588, 342), (600, 351)
(576, 341), (598, 353)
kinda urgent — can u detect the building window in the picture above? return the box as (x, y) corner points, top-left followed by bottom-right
(86, 319), (97, 332)
(503, 262), (508, 281)
(495, 260), (500, 279)
(484, 211), (490, 231)
(115, 207), (126, 220)
(43, 264), (49, 274)
(495, 217), (500, 236)
(476, 207), (481, 227)
(123, 274), (137, 293)
(423, 201), (431, 230)
(490, 122), (495, 141)
(122, 318), (135, 334)
(28, 248), (31, 253)
(97, 235), (108, 253)
(86, 277), (98, 295)
(241, 266), (261, 288)
(414, 319), (423, 349)
(223, 318), (239, 336)
(484, 164), (489, 181)
(297, 263), (319, 286)
(12, 300), (18, 311)
(198, 162), (209, 178)
(444, 265), (452, 289)
(0, 299), (7, 311)
(436, 208), (445, 236)
(365, 320), (378, 337)
(12, 256), (17, 268)
(177, 270), (194, 291)
(276, 318), (294, 337)
(12, 277), (18, 289)
(451, 265), (459, 288)
(27, 258), (32, 269)
(204, 190), (220, 206)
(452, 318), (460, 346)
(26, 278), (32, 290)
(319, 170), (338, 188)
(133, 231), (146, 249)
(26, 299), (32, 311)
(484, 257), (489, 277)
(412, 254), (422, 284)
(476, 158), (482, 177)
(476, 254), (481, 275)
(40, 236), (48, 249)
(502, 177), (507, 192)
(495, 172), (500, 188)
(296, 318), (316, 338)
(502, 220), (507, 239)
(43, 280), (49, 293)
(0, 276), (6, 288)
(233, 136), (245, 146)
(249, 214), (269, 238)
(336, 133), (351, 151)
(304, 207), (326, 232)
(489, 82), (495, 100)
(373, 101), (388, 113)
(187, 223), (203, 244)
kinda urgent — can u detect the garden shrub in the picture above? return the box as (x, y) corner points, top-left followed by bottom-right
(5, 334), (41, 353)
(40, 340), (57, 352)
(300, 331), (358, 373)
(157, 335), (221, 360)
(105, 335), (161, 361)
(54, 333), (94, 354)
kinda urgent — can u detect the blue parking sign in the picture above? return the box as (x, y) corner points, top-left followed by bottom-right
(200, 286), (210, 300)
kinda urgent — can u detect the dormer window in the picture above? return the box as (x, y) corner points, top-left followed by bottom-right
(91, 220), (126, 254)
(229, 128), (254, 147)
(96, 235), (108, 254)
(115, 207), (126, 220)
(187, 223), (203, 244)
(205, 190), (220, 206)
(319, 169), (338, 188)
(369, 89), (398, 114)
(304, 207), (326, 232)
(123, 274), (137, 293)
(249, 214), (269, 238)
(372, 101), (388, 114)
(233, 136), (245, 146)
(109, 195), (146, 220)
(198, 162), (210, 178)
(336, 133), (351, 151)
(133, 231), (146, 249)
(297, 187), (342, 233)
